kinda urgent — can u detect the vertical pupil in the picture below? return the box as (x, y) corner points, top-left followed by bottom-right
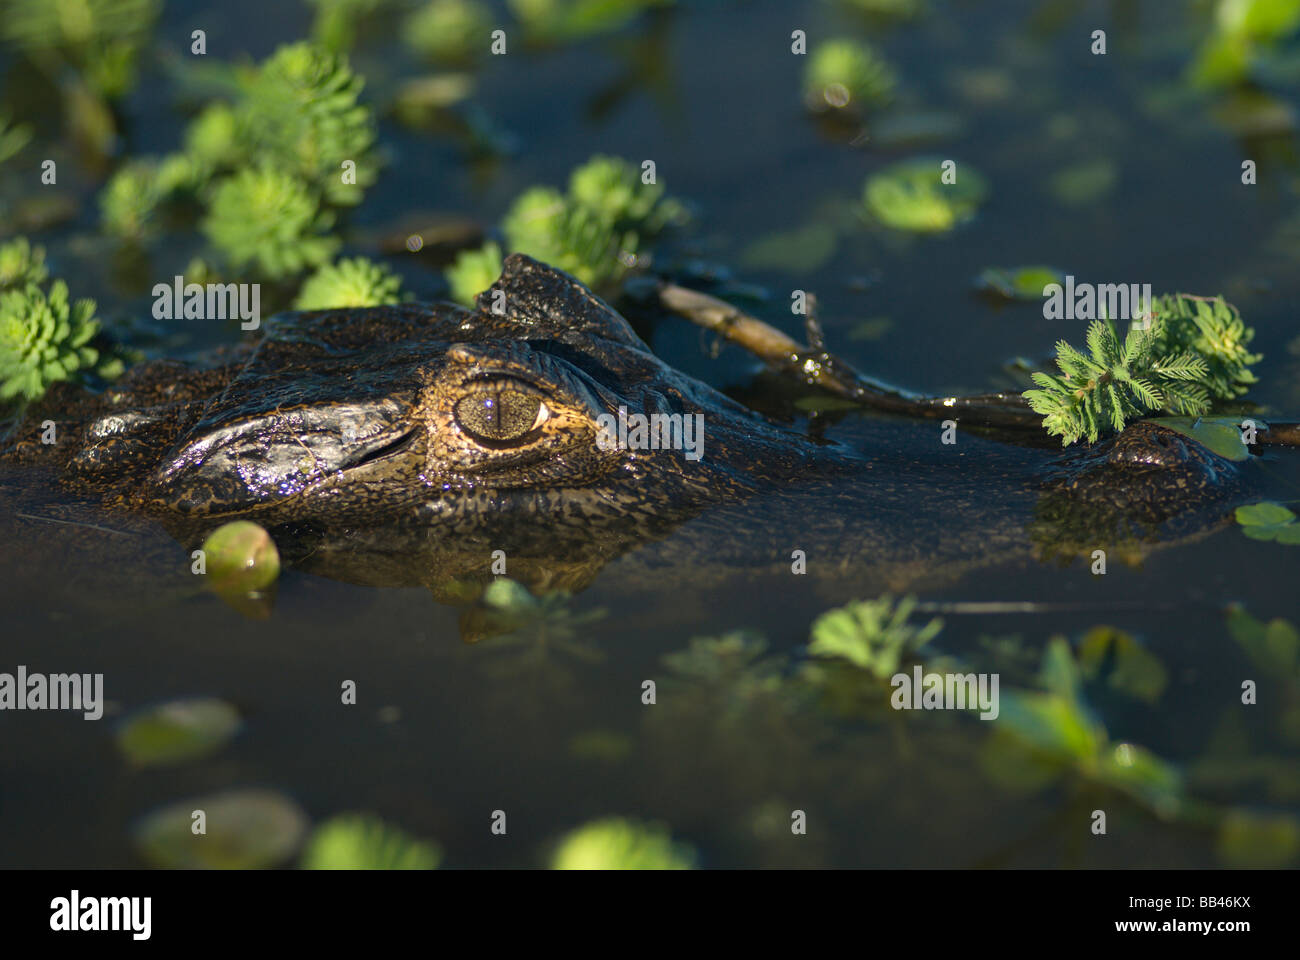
(482, 396), (499, 434)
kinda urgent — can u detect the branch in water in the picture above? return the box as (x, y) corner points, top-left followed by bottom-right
(657, 281), (1300, 448)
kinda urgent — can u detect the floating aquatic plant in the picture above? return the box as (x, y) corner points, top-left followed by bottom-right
(1024, 317), (1219, 446)
(0, 112), (32, 165)
(804, 39), (897, 112)
(1190, 0), (1300, 88)
(446, 241), (503, 305)
(307, 0), (388, 53)
(301, 814), (442, 869)
(0, 0), (161, 99)
(550, 817), (696, 870)
(975, 265), (1067, 302)
(0, 280), (103, 401)
(1145, 293), (1260, 402)
(508, 0), (665, 43)
(133, 789), (307, 869)
(202, 165), (341, 279)
(807, 594), (943, 679)
(864, 157), (986, 233)
(201, 520), (282, 593)
(236, 42), (378, 207)
(1235, 502), (1300, 544)
(448, 155), (682, 301)
(294, 257), (405, 309)
(406, 0), (493, 62)
(0, 238), (48, 290)
(116, 698), (242, 768)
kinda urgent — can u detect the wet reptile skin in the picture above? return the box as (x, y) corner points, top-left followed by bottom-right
(0, 254), (1254, 599)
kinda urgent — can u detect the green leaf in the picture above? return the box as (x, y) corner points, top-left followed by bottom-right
(1149, 417), (1252, 461)
(1235, 502), (1300, 543)
(975, 266), (1067, 301)
(133, 789), (308, 869)
(116, 698), (241, 767)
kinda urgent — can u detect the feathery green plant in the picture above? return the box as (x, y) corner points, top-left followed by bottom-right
(0, 0), (161, 99)
(99, 42), (376, 282)
(1024, 317), (1220, 446)
(294, 257), (405, 309)
(235, 42), (378, 207)
(447, 155), (683, 303)
(201, 165), (341, 280)
(1145, 293), (1261, 401)
(0, 279), (102, 401)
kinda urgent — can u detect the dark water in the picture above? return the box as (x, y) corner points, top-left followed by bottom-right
(2, 1), (1299, 868)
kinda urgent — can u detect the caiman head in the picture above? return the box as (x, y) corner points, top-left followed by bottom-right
(63, 255), (834, 587)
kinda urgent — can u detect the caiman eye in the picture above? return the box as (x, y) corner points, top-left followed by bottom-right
(454, 383), (550, 445)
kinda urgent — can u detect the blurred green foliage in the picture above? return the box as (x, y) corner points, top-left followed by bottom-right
(803, 39), (896, 112)
(295, 257), (406, 309)
(550, 816), (696, 869)
(1191, 0), (1300, 88)
(864, 157), (986, 233)
(0, 0), (161, 99)
(100, 42), (376, 283)
(301, 814), (442, 869)
(447, 154), (684, 302)
(405, 0), (493, 62)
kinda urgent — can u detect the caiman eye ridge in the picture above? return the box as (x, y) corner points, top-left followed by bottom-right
(454, 381), (550, 446)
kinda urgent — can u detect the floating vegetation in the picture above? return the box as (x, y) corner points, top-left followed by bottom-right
(116, 698), (242, 768)
(301, 814), (442, 869)
(133, 789), (308, 869)
(550, 817), (696, 869)
(1190, 0), (1300, 88)
(1235, 502), (1300, 544)
(447, 155), (683, 301)
(1047, 158), (1116, 207)
(405, 0), (493, 63)
(803, 39), (897, 112)
(975, 266), (1067, 302)
(807, 595), (943, 679)
(863, 157), (986, 233)
(446, 241), (504, 306)
(1025, 318), (1221, 446)
(201, 521), (282, 593)
(294, 257), (405, 309)
(0, 266), (116, 403)
(201, 164), (341, 280)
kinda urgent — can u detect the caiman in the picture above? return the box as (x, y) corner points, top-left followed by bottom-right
(0, 254), (1267, 610)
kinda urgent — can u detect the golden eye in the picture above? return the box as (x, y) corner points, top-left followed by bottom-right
(454, 385), (549, 444)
